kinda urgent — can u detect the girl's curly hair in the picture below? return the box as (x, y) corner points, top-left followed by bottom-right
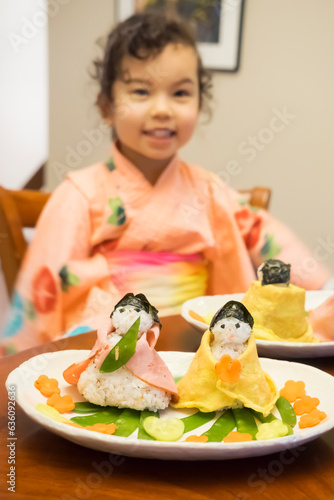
(92, 12), (213, 116)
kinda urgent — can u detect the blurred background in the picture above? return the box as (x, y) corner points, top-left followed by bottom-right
(1, 0), (334, 323)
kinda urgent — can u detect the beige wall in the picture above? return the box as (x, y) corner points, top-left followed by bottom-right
(48, 0), (334, 273)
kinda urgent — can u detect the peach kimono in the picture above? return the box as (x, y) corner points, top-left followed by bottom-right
(1, 143), (329, 354)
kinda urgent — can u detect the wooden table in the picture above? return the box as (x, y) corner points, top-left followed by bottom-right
(1, 315), (334, 500)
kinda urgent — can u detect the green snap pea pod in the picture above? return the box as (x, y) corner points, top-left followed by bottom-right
(181, 411), (216, 434)
(250, 409), (278, 423)
(100, 317), (140, 373)
(137, 410), (159, 440)
(73, 402), (106, 413)
(202, 410), (236, 442)
(114, 409), (141, 437)
(275, 397), (297, 428)
(70, 407), (123, 426)
(286, 424), (294, 436)
(232, 408), (258, 440)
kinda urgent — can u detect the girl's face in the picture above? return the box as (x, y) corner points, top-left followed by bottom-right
(104, 43), (200, 174)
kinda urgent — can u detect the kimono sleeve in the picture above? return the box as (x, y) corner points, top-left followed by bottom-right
(1, 179), (109, 354)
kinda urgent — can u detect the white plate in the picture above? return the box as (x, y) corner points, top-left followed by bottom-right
(5, 350), (334, 460)
(181, 291), (334, 358)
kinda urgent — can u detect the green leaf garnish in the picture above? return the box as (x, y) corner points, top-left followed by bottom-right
(99, 317), (140, 373)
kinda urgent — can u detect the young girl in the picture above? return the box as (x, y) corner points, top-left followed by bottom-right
(1, 12), (330, 354)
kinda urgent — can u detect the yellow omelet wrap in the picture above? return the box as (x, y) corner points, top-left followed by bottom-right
(242, 281), (317, 343)
(172, 330), (278, 416)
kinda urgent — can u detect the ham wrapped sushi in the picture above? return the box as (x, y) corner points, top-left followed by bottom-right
(63, 293), (178, 411)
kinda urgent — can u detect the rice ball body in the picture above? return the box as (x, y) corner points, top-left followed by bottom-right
(77, 331), (170, 411)
(77, 362), (171, 411)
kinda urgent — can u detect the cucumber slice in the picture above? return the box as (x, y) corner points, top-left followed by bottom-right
(143, 416), (185, 442)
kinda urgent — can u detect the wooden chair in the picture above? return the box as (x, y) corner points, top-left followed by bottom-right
(0, 185), (271, 298)
(239, 186), (271, 211)
(0, 187), (50, 297)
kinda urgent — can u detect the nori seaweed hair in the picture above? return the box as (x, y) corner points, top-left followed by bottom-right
(210, 301), (254, 330)
(111, 293), (161, 326)
(259, 259), (291, 285)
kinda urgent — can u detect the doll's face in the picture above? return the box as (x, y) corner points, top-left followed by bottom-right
(112, 305), (153, 337)
(102, 43), (200, 171)
(211, 318), (252, 346)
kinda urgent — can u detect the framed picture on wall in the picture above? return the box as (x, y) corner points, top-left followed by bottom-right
(116, 0), (245, 72)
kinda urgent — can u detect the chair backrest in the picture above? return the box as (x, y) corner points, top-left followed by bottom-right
(238, 186), (271, 211)
(0, 185), (271, 298)
(0, 187), (50, 297)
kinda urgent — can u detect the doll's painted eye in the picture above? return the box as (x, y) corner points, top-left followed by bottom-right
(135, 308), (140, 312)
(119, 308), (125, 313)
(221, 324), (225, 329)
(235, 323), (240, 329)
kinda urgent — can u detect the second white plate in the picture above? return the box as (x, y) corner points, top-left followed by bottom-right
(181, 291), (334, 358)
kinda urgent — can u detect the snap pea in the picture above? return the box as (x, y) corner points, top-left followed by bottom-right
(201, 410), (236, 442)
(73, 402), (106, 413)
(100, 317), (140, 373)
(70, 407), (123, 426)
(137, 410), (159, 440)
(114, 409), (141, 437)
(275, 397), (297, 428)
(181, 411), (216, 434)
(250, 409), (278, 424)
(232, 408), (258, 440)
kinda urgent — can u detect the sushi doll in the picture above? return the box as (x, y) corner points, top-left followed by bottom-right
(242, 259), (316, 342)
(172, 301), (278, 415)
(63, 293), (178, 411)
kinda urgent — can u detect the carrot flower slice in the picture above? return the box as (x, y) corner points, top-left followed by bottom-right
(215, 355), (241, 383)
(189, 310), (206, 323)
(223, 431), (253, 443)
(47, 393), (75, 413)
(293, 396), (320, 415)
(85, 423), (117, 435)
(298, 409), (327, 429)
(279, 380), (306, 403)
(184, 435), (209, 443)
(34, 375), (60, 397)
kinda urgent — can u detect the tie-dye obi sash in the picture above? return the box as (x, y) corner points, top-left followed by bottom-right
(104, 250), (208, 316)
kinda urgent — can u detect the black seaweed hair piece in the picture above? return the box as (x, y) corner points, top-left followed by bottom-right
(110, 293), (161, 326)
(209, 301), (254, 330)
(260, 259), (291, 285)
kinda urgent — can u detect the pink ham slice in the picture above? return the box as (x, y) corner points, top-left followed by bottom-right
(309, 295), (334, 341)
(63, 319), (178, 398)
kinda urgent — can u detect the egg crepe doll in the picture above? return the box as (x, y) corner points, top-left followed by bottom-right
(172, 301), (278, 415)
(242, 259), (315, 343)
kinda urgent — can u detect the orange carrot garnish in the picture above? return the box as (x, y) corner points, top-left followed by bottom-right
(184, 435), (209, 443)
(298, 409), (327, 429)
(293, 396), (320, 415)
(215, 355), (241, 383)
(34, 375), (60, 397)
(279, 380), (306, 403)
(85, 423), (117, 435)
(189, 310), (206, 323)
(47, 393), (75, 413)
(223, 431), (253, 443)
(63, 359), (91, 385)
